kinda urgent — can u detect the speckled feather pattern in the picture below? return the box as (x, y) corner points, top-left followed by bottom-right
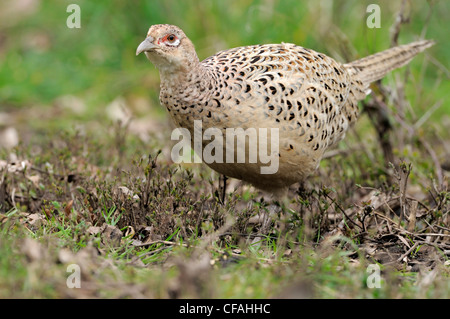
(140, 24), (433, 193)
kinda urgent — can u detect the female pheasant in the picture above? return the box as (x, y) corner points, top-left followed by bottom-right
(136, 24), (433, 195)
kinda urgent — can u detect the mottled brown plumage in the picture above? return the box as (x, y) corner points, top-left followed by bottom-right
(136, 24), (433, 194)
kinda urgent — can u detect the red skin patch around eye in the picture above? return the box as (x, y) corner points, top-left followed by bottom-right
(159, 35), (177, 45)
(160, 35), (169, 44)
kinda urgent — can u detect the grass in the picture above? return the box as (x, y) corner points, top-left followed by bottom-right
(0, 125), (448, 298)
(0, 0), (449, 299)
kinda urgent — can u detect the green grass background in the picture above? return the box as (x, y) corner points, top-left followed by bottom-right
(1, 0), (448, 122)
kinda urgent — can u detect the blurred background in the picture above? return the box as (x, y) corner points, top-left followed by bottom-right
(0, 0), (448, 149)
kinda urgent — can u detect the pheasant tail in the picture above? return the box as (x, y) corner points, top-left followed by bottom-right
(344, 40), (435, 85)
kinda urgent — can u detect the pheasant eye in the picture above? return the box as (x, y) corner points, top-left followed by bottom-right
(162, 34), (180, 47)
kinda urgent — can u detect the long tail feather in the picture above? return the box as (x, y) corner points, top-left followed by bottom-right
(344, 40), (434, 85)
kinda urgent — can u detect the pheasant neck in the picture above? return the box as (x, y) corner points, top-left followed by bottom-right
(160, 62), (215, 103)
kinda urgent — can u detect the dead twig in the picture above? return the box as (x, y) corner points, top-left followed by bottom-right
(396, 242), (419, 263)
(134, 240), (189, 248)
(390, 0), (410, 47)
(392, 162), (412, 228)
(323, 192), (363, 230)
(374, 210), (450, 240)
(407, 200), (418, 233)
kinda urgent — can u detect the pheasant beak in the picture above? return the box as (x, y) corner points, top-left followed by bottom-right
(136, 36), (158, 55)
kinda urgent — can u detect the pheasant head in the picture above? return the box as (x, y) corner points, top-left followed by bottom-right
(136, 24), (199, 75)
